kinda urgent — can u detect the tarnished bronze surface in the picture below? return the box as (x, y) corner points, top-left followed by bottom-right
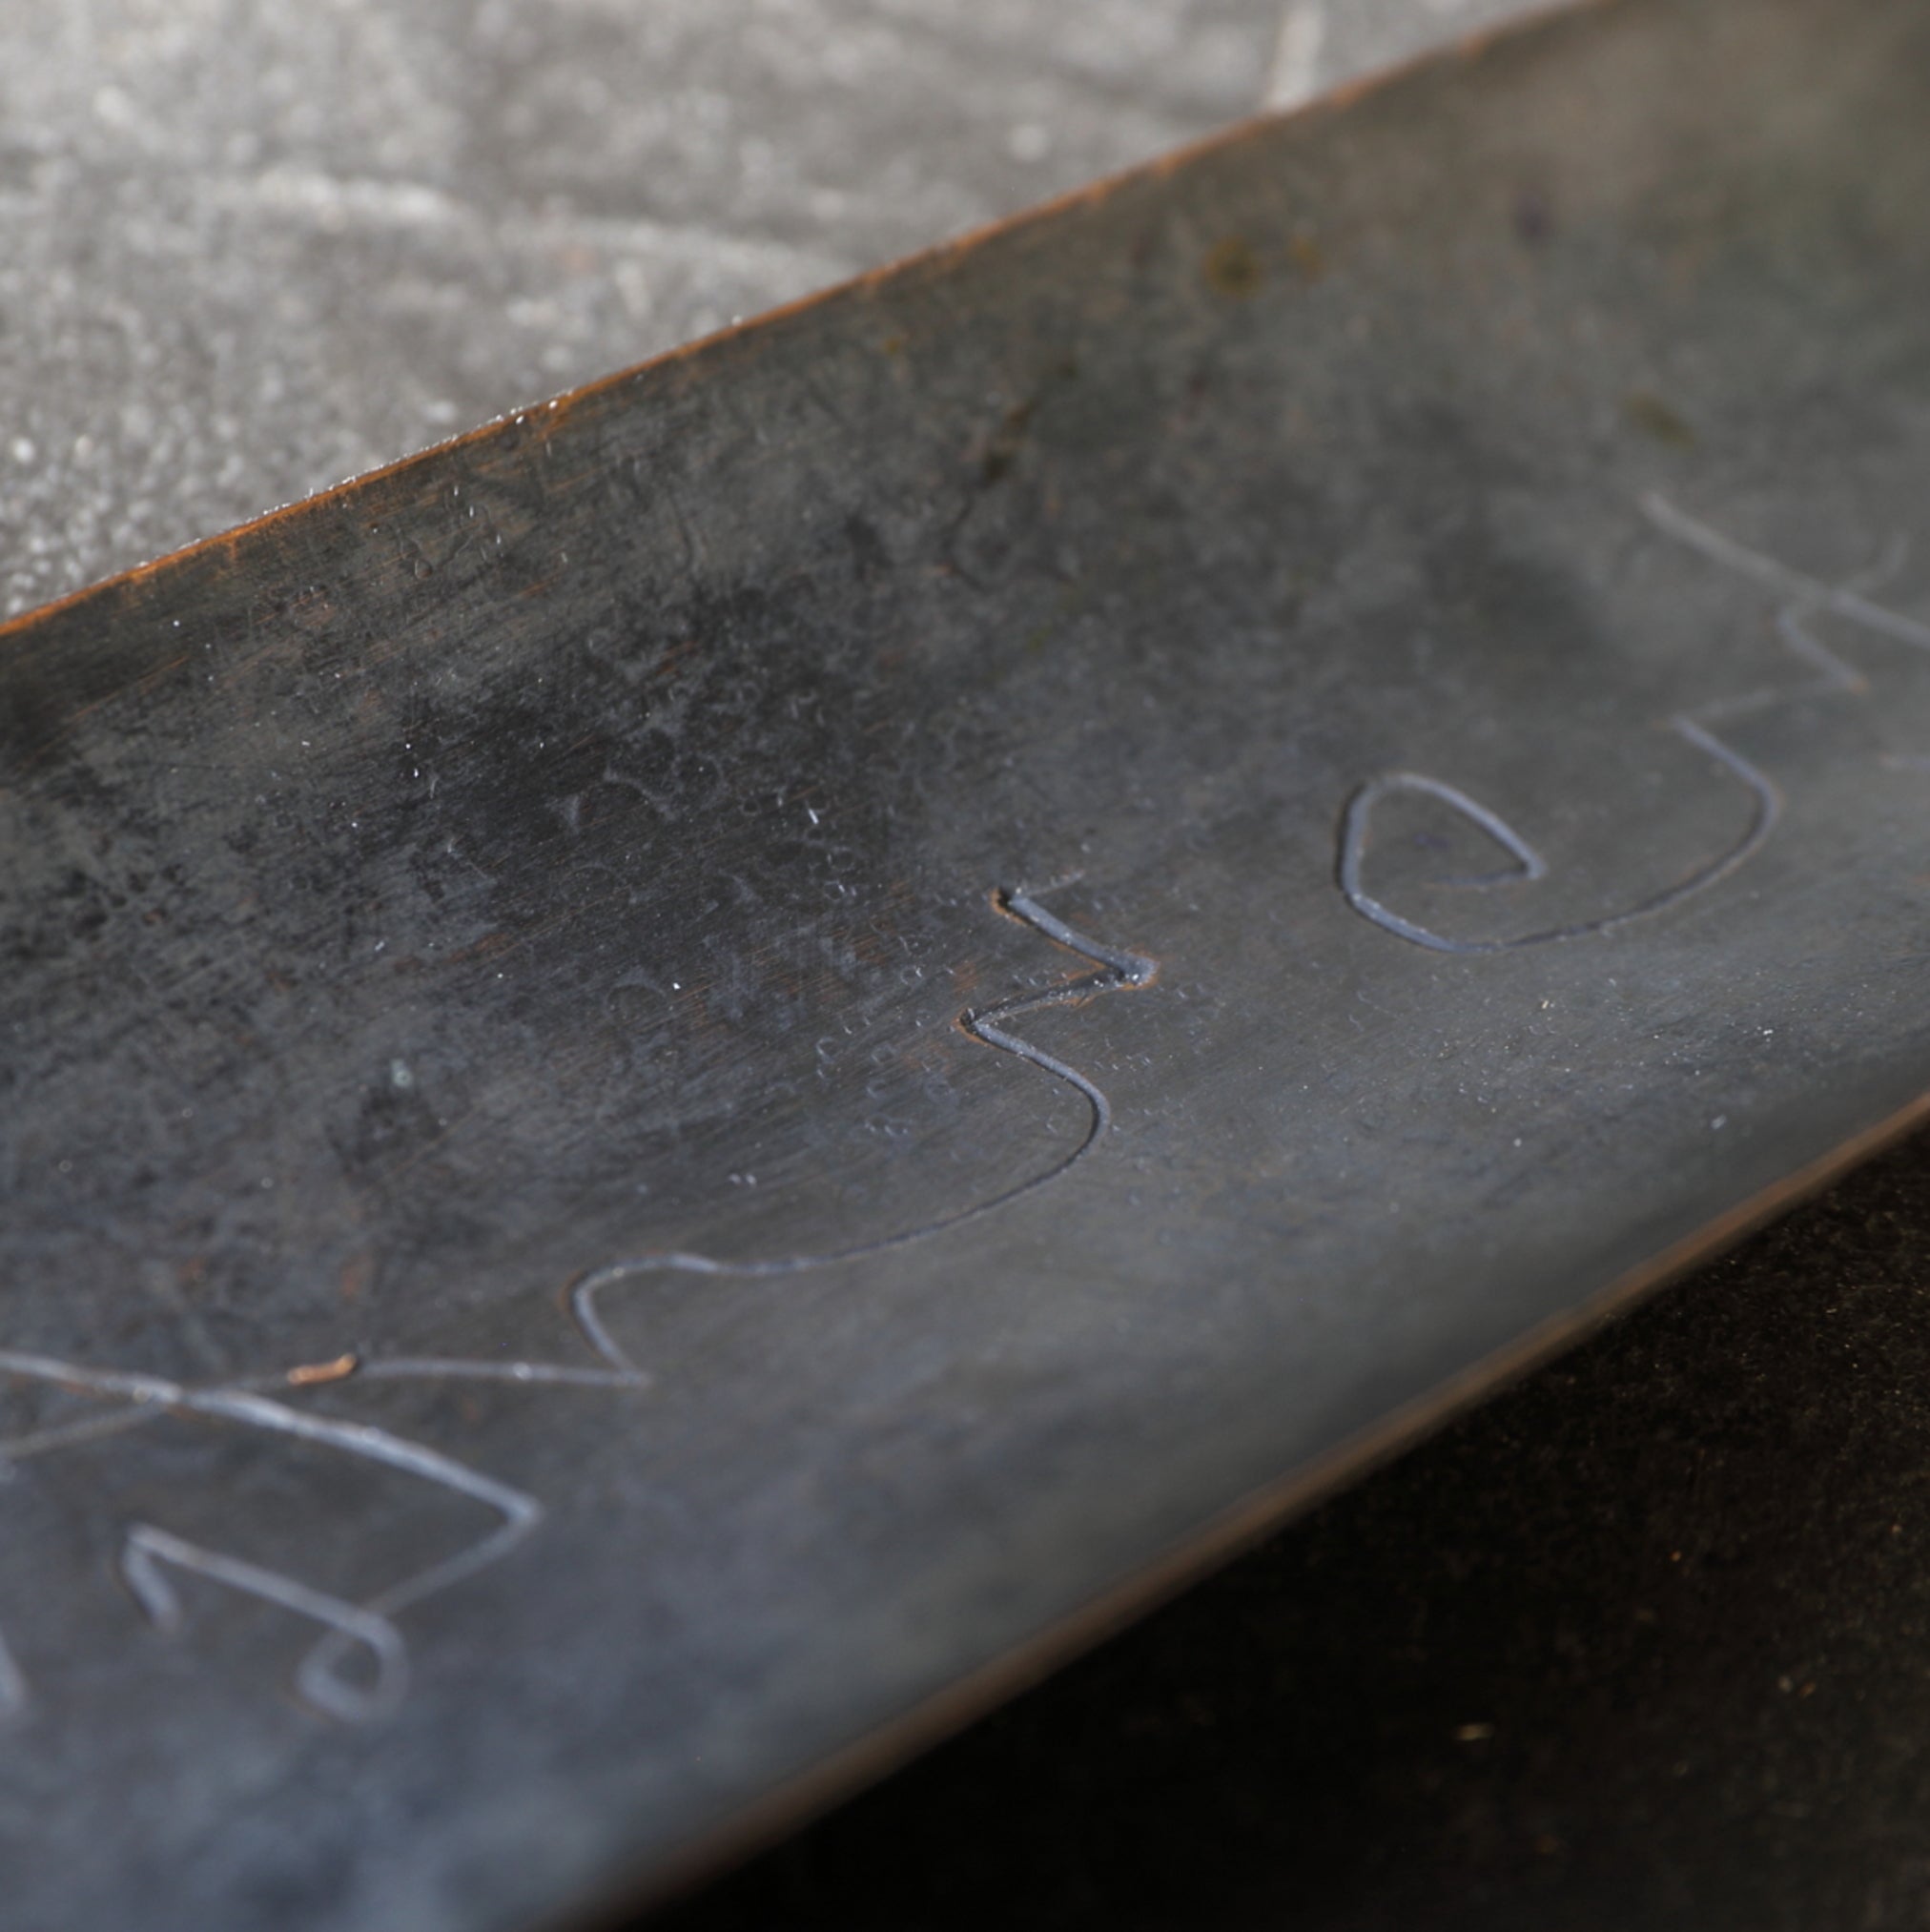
(3, 1), (1929, 1924)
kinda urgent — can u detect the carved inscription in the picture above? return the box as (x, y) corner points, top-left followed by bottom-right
(0, 889), (1155, 1721)
(10, 491), (1925, 1726)
(1339, 495), (1930, 951)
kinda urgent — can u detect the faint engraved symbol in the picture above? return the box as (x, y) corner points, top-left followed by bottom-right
(569, 886), (1158, 1372)
(0, 1351), (586, 1723)
(0, 885), (1157, 1722)
(1338, 493), (1930, 952)
(120, 1526), (409, 1723)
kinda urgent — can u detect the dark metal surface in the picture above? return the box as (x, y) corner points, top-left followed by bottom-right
(657, 1126), (1930, 1932)
(3, 0), (1929, 1924)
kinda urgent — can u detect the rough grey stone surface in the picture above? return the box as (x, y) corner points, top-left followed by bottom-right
(0, 0), (1538, 621)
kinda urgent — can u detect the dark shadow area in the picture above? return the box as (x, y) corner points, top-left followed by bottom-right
(650, 1127), (1930, 1930)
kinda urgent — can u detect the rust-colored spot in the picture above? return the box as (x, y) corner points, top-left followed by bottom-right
(1202, 236), (1263, 300)
(979, 399), (1037, 485)
(287, 1353), (359, 1387)
(1287, 230), (1326, 281)
(1623, 388), (1697, 450)
(446, 929), (514, 967)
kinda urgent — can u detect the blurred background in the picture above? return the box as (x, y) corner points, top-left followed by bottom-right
(9, 4), (1930, 1927)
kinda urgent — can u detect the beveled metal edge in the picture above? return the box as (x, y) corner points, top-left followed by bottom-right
(0, 0), (1604, 657)
(595, 1079), (1930, 1928)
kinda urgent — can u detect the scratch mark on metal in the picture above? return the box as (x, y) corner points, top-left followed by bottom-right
(0, 884), (1157, 1722)
(0, 1351), (544, 1722)
(121, 1526), (409, 1723)
(1337, 494), (1926, 953)
(568, 885), (1159, 1375)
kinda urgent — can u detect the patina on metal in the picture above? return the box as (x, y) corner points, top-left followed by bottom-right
(3, 0), (1929, 1924)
